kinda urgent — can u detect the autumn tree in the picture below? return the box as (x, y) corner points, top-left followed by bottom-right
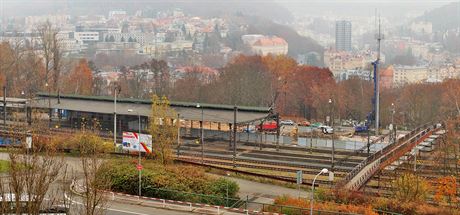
(149, 95), (178, 165)
(337, 78), (373, 122)
(147, 58), (170, 96)
(171, 66), (216, 102)
(212, 55), (273, 106)
(397, 83), (443, 127)
(441, 79), (460, 117)
(286, 65), (335, 118)
(435, 117), (460, 207)
(62, 59), (93, 95)
(434, 176), (457, 206)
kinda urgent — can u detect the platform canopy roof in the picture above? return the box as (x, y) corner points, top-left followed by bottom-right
(31, 93), (273, 124)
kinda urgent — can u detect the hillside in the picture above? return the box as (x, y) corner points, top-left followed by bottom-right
(245, 16), (324, 59)
(415, 1), (460, 32)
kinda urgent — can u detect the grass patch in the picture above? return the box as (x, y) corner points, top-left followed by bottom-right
(0, 160), (10, 173)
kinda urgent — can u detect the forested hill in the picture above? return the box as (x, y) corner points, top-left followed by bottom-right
(244, 16), (324, 58)
(415, 1), (460, 32)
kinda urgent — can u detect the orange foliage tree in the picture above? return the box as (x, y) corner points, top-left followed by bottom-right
(62, 59), (93, 95)
(434, 176), (457, 206)
(442, 79), (460, 117)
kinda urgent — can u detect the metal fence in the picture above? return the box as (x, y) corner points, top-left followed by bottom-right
(182, 128), (373, 152)
(106, 185), (402, 215)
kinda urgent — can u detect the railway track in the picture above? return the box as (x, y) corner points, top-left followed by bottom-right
(178, 151), (354, 172)
(177, 156), (334, 186)
(177, 154), (347, 177)
(179, 147), (360, 168)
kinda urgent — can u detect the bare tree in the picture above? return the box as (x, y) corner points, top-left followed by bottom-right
(70, 130), (110, 215)
(0, 110), (70, 214)
(37, 21), (63, 91)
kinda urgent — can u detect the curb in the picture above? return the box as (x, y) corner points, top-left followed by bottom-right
(104, 190), (282, 215)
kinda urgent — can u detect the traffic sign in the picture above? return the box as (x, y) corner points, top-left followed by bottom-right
(136, 164), (143, 170)
(329, 171), (334, 181)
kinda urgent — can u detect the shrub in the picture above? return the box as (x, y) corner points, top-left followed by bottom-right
(97, 159), (239, 205)
(391, 173), (431, 202)
(63, 132), (113, 153)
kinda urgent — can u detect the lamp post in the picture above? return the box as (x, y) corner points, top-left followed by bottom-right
(114, 85), (121, 146)
(128, 109), (142, 198)
(225, 172), (230, 207)
(21, 91), (27, 125)
(311, 168), (328, 215)
(329, 98), (334, 172)
(46, 82), (51, 127)
(196, 103), (204, 164)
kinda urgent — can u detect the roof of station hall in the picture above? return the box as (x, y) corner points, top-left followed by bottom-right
(31, 93), (272, 124)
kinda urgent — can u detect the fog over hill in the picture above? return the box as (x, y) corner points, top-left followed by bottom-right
(1, 0), (293, 23)
(415, 1), (460, 32)
(277, 0), (458, 22)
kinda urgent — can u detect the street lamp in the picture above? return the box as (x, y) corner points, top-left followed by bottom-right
(311, 168), (328, 215)
(196, 103), (204, 164)
(128, 109), (142, 198)
(225, 172), (231, 207)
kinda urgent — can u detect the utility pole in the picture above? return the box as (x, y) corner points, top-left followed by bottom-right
(228, 123), (232, 149)
(233, 106), (237, 168)
(3, 86), (6, 127)
(177, 113), (181, 158)
(197, 103), (204, 164)
(329, 98), (334, 172)
(275, 113), (280, 151)
(137, 112), (141, 198)
(390, 103), (395, 144)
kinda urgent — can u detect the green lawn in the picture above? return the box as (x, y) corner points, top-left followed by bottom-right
(0, 160), (10, 173)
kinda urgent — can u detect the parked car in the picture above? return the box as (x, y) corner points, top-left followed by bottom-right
(310, 122), (323, 128)
(256, 121), (278, 132)
(243, 125), (256, 133)
(319, 125), (334, 134)
(297, 121), (311, 126)
(280, 120), (295, 126)
(354, 124), (369, 133)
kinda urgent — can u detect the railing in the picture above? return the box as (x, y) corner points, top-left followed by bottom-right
(339, 123), (437, 190)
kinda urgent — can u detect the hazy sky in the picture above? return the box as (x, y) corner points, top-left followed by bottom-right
(0, 0), (458, 20)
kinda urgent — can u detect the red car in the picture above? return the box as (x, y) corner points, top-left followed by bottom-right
(256, 121), (278, 132)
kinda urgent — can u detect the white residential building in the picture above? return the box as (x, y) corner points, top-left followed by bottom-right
(74, 31), (100, 43)
(393, 65), (429, 86)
